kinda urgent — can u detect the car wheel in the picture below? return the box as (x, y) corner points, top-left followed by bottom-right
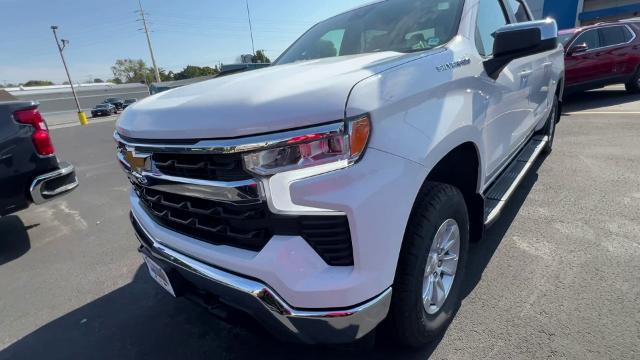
(625, 68), (640, 94)
(386, 182), (469, 347)
(542, 95), (558, 154)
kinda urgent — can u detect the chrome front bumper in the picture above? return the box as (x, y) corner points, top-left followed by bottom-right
(130, 211), (392, 344)
(30, 161), (79, 205)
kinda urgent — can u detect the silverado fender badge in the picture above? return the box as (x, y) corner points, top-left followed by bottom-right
(436, 57), (471, 72)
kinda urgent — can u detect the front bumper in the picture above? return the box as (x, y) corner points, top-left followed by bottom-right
(131, 211), (392, 344)
(30, 161), (78, 204)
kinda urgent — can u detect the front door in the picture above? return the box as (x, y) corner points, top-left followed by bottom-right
(475, 0), (535, 180)
(565, 28), (609, 87)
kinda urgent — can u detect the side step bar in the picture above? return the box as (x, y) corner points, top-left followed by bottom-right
(484, 135), (548, 226)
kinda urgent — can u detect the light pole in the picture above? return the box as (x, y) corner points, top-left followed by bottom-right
(245, 0), (256, 56)
(51, 25), (87, 125)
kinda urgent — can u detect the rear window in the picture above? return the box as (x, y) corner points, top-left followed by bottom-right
(599, 26), (631, 47)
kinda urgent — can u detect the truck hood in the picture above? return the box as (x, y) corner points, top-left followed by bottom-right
(116, 52), (407, 140)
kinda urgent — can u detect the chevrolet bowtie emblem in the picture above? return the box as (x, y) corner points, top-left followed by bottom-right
(123, 148), (151, 175)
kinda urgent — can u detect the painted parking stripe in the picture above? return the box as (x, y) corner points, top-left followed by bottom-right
(50, 116), (118, 130)
(565, 111), (640, 115)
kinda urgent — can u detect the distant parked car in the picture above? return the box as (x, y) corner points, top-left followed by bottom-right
(103, 98), (124, 110)
(122, 98), (137, 109)
(559, 20), (640, 94)
(91, 103), (116, 117)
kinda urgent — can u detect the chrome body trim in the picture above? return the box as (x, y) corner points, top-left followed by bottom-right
(495, 18), (558, 41)
(30, 161), (79, 205)
(114, 121), (345, 154)
(566, 24), (637, 55)
(116, 149), (264, 205)
(131, 212), (391, 344)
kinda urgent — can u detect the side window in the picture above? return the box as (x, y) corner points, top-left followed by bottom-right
(599, 26), (628, 47)
(318, 29), (345, 57)
(506, 0), (531, 22)
(574, 29), (600, 50)
(475, 0), (509, 56)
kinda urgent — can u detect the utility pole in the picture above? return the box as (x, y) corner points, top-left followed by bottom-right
(137, 0), (161, 83)
(245, 0), (256, 56)
(51, 25), (87, 125)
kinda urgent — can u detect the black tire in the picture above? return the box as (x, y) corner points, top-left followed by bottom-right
(542, 95), (558, 154)
(625, 68), (640, 94)
(387, 182), (469, 347)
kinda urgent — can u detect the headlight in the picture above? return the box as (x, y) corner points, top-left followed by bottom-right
(243, 115), (371, 176)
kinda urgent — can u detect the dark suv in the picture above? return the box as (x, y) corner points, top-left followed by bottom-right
(1, 101), (78, 216)
(559, 20), (640, 93)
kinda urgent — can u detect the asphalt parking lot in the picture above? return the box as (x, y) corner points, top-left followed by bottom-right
(1, 86), (639, 359)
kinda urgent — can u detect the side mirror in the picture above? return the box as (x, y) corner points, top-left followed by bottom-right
(568, 43), (588, 56)
(484, 19), (558, 80)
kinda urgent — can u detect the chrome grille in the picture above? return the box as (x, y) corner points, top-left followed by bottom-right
(134, 184), (354, 265)
(153, 152), (251, 182)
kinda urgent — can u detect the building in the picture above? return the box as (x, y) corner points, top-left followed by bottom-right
(527, 0), (640, 29)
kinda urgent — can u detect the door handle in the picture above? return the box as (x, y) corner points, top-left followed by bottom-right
(519, 70), (533, 77)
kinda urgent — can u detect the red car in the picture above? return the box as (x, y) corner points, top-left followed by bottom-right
(559, 20), (640, 94)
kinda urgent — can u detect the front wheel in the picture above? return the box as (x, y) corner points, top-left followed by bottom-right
(386, 182), (469, 347)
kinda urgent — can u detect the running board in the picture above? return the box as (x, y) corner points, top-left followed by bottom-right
(484, 135), (548, 226)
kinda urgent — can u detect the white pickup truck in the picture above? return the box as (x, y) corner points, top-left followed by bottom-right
(115, 0), (564, 346)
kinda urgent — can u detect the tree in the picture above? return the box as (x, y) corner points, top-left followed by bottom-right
(252, 50), (271, 64)
(109, 78), (123, 84)
(23, 80), (54, 87)
(111, 59), (149, 83)
(93, 78), (104, 83)
(173, 65), (219, 80)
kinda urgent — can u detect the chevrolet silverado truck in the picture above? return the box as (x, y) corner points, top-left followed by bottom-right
(1, 101), (78, 216)
(115, 0), (563, 346)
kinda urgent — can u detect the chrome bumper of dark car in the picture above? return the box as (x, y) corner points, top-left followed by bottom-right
(30, 161), (78, 205)
(130, 211), (392, 344)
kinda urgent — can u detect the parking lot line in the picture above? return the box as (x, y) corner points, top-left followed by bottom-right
(565, 111), (640, 115)
(50, 116), (118, 130)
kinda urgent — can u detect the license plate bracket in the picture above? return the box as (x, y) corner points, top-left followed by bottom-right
(142, 254), (176, 297)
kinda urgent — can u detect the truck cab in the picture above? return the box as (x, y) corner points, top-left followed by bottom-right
(115, 0), (564, 346)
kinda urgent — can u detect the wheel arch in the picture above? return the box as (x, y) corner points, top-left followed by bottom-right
(405, 139), (485, 249)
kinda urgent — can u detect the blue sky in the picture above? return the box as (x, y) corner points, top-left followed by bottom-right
(0, 0), (371, 84)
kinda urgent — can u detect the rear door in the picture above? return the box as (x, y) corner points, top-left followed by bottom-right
(565, 28), (606, 86)
(598, 25), (636, 77)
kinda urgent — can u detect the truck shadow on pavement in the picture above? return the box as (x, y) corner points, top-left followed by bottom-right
(0, 215), (34, 266)
(0, 158), (546, 360)
(461, 153), (546, 302)
(562, 89), (640, 113)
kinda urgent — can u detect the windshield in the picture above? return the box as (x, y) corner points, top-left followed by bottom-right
(558, 33), (575, 46)
(96, 105), (108, 109)
(275, 0), (464, 65)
